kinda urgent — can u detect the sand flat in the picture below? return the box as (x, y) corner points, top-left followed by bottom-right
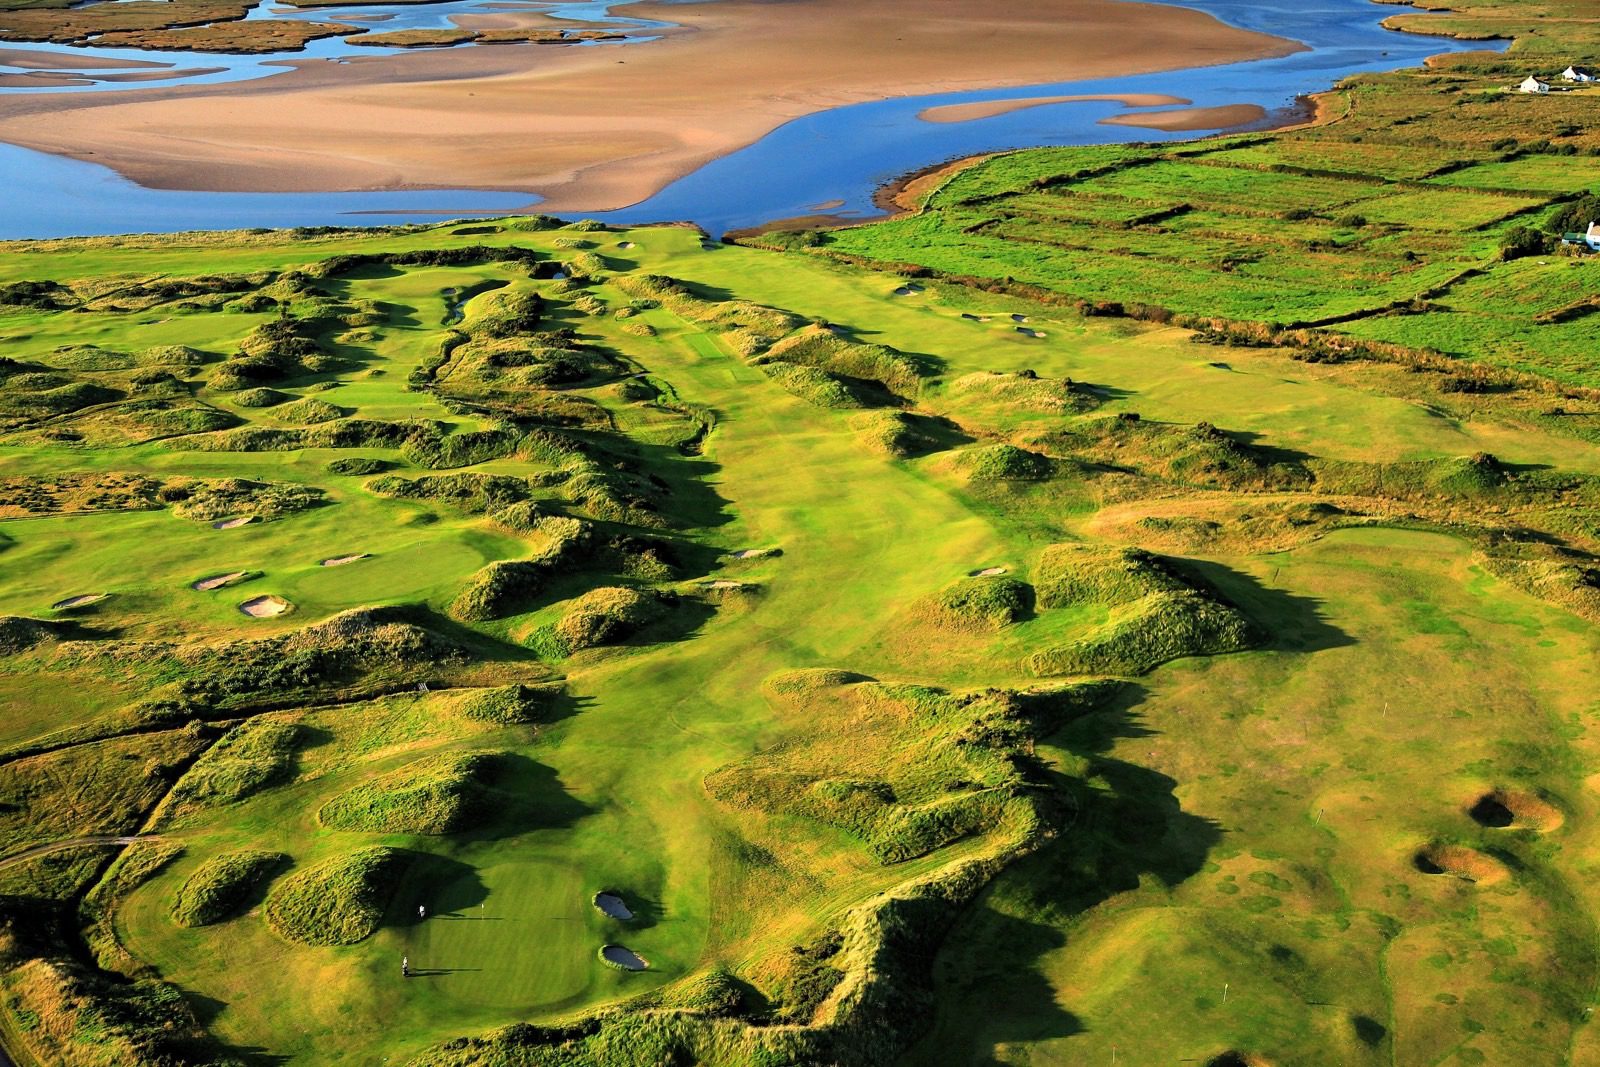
(1099, 102), (1268, 131)
(0, 0), (1301, 211)
(918, 92), (1189, 124)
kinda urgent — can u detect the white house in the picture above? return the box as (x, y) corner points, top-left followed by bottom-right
(1562, 222), (1600, 252)
(1520, 76), (1552, 93)
(1562, 66), (1596, 83)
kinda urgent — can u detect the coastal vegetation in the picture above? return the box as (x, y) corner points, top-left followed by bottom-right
(1, 3), (1599, 1064)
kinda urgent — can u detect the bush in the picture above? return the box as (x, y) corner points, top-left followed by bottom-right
(171, 850), (287, 927)
(263, 846), (409, 945)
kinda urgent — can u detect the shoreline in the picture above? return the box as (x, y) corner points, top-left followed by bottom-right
(0, 0), (1301, 210)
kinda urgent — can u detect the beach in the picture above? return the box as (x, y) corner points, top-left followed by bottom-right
(0, 0), (1300, 211)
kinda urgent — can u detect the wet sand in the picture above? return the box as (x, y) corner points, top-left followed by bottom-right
(1099, 101), (1267, 130)
(0, 0), (1301, 211)
(918, 92), (1189, 124)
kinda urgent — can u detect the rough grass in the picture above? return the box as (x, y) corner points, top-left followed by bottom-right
(1028, 545), (1261, 675)
(922, 578), (1032, 632)
(171, 850), (288, 927)
(153, 720), (300, 826)
(317, 753), (501, 834)
(262, 846), (409, 946)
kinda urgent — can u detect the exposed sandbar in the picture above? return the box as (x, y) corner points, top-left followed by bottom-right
(1098, 102), (1268, 131)
(0, 0), (1303, 211)
(918, 92), (1189, 124)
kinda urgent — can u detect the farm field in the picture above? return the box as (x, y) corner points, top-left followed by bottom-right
(3, 212), (1600, 1066)
(770, 0), (1600, 389)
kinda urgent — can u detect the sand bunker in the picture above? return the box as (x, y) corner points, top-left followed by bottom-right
(702, 580), (747, 590)
(617, 241), (635, 249)
(320, 553), (371, 567)
(918, 91), (1188, 124)
(1011, 314), (1030, 323)
(730, 548), (781, 560)
(892, 283), (926, 297)
(238, 595), (292, 618)
(593, 891), (634, 921)
(970, 567), (1008, 577)
(1207, 1054), (1274, 1067)
(1015, 327), (1046, 338)
(960, 313), (990, 322)
(1468, 789), (1564, 832)
(1413, 844), (1509, 885)
(599, 944), (648, 971)
(51, 593), (108, 611)
(192, 571), (250, 591)
(212, 516), (257, 530)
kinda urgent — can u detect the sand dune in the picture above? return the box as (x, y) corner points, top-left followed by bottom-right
(0, 0), (1300, 211)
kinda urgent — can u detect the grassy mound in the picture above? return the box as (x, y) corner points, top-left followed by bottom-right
(457, 684), (560, 725)
(274, 397), (345, 425)
(232, 387), (290, 408)
(155, 720), (299, 826)
(949, 370), (1097, 413)
(317, 753), (501, 834)
(166, 477), (325, 523)
(171, 850), (288, 927)
(1028, 545), (1261, 676)
(710, 677), (1118, 865)
(922, 578), (1032, 632)
(263, 846), (410, 946)
(851, 411), (960, 458)
(532, 586), (668, 658)
(758, 361), (869, 408)
(0, 615), (73, 656)
(760, 325), (929, 400)
(954, 444), (1054, 481)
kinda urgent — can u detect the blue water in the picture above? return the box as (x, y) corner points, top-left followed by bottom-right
(0, 0), (1505, 239)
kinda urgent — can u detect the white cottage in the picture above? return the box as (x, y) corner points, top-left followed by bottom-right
(1520, 76), (1552, 93)
(1562, 66), (1596, 83)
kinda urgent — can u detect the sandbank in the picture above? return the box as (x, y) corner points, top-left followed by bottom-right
(917, 92), (1188, 124)
(0, 0), (1302, 211)
(1098, 101), (1267, 131)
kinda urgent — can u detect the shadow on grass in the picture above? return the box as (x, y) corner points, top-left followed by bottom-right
(904, 686), (1224, 1065)
(1178, 557), (1353, 656)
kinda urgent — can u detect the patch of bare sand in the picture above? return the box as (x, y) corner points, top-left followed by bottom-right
(239, 594), (292, 618)
(917, 92), (1188, 124)
(0, 47), (171, 71)
(1098, 102), (1267, 131)
(0, 0), (1302, 211)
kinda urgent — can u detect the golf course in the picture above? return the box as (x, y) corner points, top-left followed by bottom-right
(0, 0), (1599, 1064)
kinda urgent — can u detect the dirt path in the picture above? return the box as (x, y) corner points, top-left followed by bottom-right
(0, 834), (162, 870)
